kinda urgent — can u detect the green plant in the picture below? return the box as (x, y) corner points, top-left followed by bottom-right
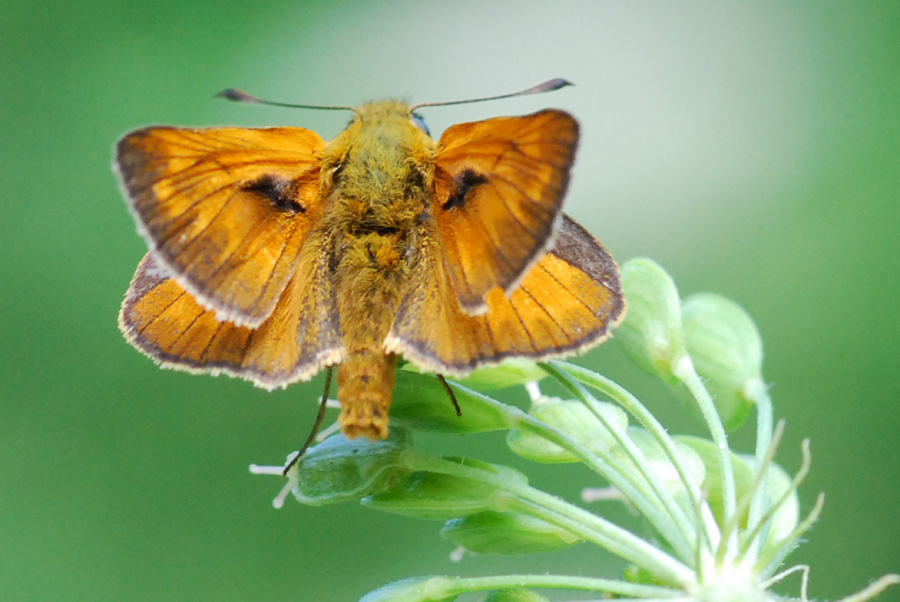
(251, 258), (898, 602)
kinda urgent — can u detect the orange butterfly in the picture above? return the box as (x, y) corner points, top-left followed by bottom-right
(115, 79), (625, 446)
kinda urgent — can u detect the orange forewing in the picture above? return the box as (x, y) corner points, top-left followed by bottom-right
(116, 126), (326, 327)
(432, 110), (578, 315)
(119, 244), (344, 389)
(386, 216), (624, 373)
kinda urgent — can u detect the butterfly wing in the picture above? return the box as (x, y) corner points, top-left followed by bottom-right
(386, 216), (624, 374)
(431, 110), (578, 315)
(119, 243), (344, 389)
(116, 126), (326, 328)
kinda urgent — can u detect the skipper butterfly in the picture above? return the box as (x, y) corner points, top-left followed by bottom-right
(115, 79), (625, 446)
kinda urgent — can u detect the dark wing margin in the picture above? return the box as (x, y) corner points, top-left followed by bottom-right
(119, 248), (345, 389)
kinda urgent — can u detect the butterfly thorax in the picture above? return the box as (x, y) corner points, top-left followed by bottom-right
(322, 101), (437, 438)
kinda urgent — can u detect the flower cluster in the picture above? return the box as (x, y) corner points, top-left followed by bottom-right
(252, 259), (898, 602)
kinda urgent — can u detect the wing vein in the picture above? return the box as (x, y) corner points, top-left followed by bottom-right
(135, 288), (185, 336)
(520, 288), (573, 345)
(508, 303), (539, 353)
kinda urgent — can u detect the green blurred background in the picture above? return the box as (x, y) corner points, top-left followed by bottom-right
(2, 1), (898, 600)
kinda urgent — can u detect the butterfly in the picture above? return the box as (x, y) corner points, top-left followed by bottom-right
(115, 79), (625, 448)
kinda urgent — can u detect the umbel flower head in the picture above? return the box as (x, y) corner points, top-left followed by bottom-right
(252, 259), (898, 602)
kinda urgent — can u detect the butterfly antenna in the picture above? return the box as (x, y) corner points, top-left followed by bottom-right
(411, 78), (573, 111)
(217, 89), (356, 113)
(283, 367), (334, 476)
(437, 375), (462, 417)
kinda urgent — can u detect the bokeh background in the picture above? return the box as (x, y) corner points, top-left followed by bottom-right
(2, 1), (898, 601)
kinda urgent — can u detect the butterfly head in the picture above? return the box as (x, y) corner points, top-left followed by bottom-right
(327, 100), (437, 169)
(348, 100), (431, 136)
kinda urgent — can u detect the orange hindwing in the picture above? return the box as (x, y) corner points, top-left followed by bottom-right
(386, 216), (624, 374)
(119, 243), (344, 389)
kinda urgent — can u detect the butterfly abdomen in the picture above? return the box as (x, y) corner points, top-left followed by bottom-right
(336, 350), (397, 438)
(332, 229), (413, 438)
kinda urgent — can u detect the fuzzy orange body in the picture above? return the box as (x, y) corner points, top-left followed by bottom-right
(115, 95), (625, 441)
(326, 102), (434, 436)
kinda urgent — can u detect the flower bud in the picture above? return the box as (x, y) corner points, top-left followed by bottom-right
(615, 259), (686, 385)
(681, 293), (765, 430)
(611, 427), (706, 502)
(390, 370), (514, 433)
(444, 358), (547, 390)
(362, 458), (528, 520)
(359, 577), (456, 602)
(441, 511), (582, 554)
(507, 397), (628, 463)
(291, 430), (411, 506)
(675, 435), (755, 526)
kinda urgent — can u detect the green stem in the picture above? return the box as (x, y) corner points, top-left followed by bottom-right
(438, 378), (681, 549)
(672, 355), (737, 560)
(725, 421), (785, 566)
(514, 410), (691, 564)
(832, 574), (900, 602)
(403, 451), (694, 587)
(556, 361), (717, 548)
(425, 573), (683, 600)
(439, 379), (669, 541)
(541, 361), (696, 561)
(744, 378), (773, 561)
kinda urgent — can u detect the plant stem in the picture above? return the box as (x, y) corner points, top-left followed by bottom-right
(541, 361), (696, 561)
(556, 361), (719, 549)
(402, 451), (695, 587)
(514, 411), (691, 564)
(745, 378), (773, 561)
(437, 378), (687, 555)
(432, 573), (684, 599)
(672, 355), (738, 561)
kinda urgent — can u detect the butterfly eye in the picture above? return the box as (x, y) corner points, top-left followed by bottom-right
(410, 113), (430, 136)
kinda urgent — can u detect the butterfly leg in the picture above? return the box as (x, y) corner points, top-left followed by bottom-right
(283, 366), (334, 475)
(436, 374), (462, 417)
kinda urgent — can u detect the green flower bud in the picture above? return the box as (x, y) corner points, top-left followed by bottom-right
(291, 430), (411, 506)
(675, 436), (755, 527)
(681, 293), (765, 430)
(362, 458), (528, 520)
(441, 511), (582, 554)
(484, 589), (550, 602)
(450, 457), (529, 488)
(390, 370), (514, 433)
(611, 427), (706, 503)
(507, 397), (628, 463)
(359, 577), (457, 602)
(403, 358), (547, 390)
(616, 259), (686, 385)
(452, 359), (547, 390)
(362, 471), (499, 519)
